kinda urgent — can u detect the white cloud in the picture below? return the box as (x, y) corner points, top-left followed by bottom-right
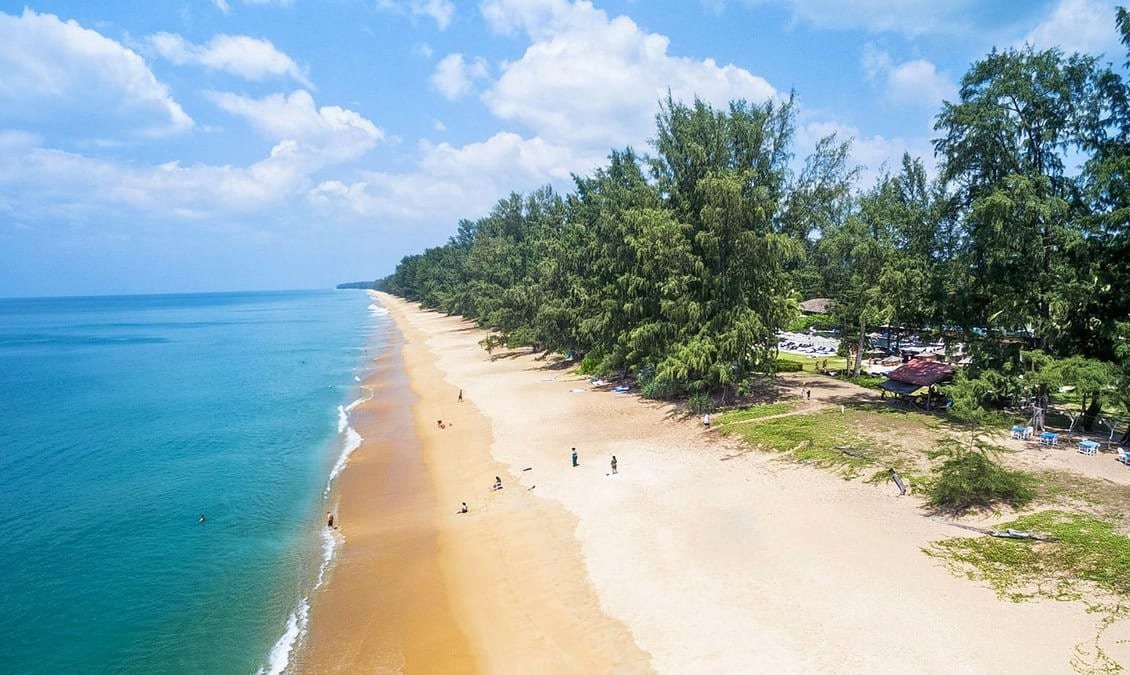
(147, 32), (313, 87)
(414, 42), (434, 59)
(797, 119), (936, 188)
(0, 142), (306, 222)
(861, 44), (955, 109)
(207, 90), (383, 165)
(376, 0), (456, 30)
(430, 53), (489, 99)
(740, 0), (981, 36)
(214, 0), (231, 14)
(700, 0), (727, 15)
(0, 9), (192, 138)
(480, 0), (776, 152)
(308, 132), (601, 221)
(1023, 0), (1122, 57)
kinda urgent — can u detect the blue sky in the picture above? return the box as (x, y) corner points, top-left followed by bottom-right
(0, 0), (1125, 297)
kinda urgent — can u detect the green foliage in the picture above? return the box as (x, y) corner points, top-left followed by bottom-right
(687, 392), (714, 414)
(376, 19), (1130, 424)
(926, 510), (1130, 600)
(774, 358), (804, 373)
(786, 314), (838, 332)
(927, 440), (1035, 512)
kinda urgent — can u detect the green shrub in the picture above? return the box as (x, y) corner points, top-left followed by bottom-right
(928, 448), (1035, 512)
(687, 392), (713, 414)
(774, 358), (804, 373)
(787, 314), (838, 332)
(641, 377), (682, 399)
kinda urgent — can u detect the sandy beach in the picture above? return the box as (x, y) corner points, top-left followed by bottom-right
(297, 292), (1129, 673)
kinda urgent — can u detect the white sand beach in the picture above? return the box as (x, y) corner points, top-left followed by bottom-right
(300, 293), (1128, 673)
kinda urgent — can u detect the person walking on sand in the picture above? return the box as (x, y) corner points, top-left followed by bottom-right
(572, 448), (578, 467)
(458, 389), (463, 402)
(703, 413), (711, 428)
(610, 455), (618, 474)
(327, 512), (335, 528)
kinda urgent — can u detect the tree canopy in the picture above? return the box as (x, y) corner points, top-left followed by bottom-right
(376, 10), (1129, 430)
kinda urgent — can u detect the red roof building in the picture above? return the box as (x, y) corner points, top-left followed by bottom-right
(884, 359), (955, 387)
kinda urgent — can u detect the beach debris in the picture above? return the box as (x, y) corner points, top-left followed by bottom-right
(933, 519), (1059, 542)
(888, 468), (907, 496)
(835, 445), (866, 458)
(522, 466), (532, 471)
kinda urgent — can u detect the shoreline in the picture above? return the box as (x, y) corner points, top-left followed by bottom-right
(297, 293), (1128, 673)
(294, 292), (645, 672)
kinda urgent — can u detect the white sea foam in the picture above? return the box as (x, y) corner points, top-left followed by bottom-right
(259, 597), (309, 675)
(367, 303), (389, 316)
(324, 426), (362, 495)
(336, 405), (348, 434)
(354, 375), (361, 382)
(345, 390), (369, 413)
(316, 526), (340, 590)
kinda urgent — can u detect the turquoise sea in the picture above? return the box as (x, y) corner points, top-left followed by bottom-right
(0, 290), (387, 674)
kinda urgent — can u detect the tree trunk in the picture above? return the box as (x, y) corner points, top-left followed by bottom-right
(854, 315), (865, 378)
(1081, 394), (1101, 432)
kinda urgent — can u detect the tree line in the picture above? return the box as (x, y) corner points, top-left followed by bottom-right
(376, 10), (1130, 439)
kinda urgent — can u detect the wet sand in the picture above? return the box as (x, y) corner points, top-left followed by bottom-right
(296, 293), (647, 673)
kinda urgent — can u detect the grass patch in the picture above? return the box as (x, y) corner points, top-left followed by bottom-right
(716, 402), (795, 424)
(722, 409), (872, 477)
(842, 374), (887, 390)
(926, 510), (1130, 601)
(774, 352), (822, 373)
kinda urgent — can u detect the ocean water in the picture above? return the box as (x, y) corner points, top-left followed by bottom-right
(0, 289), (388, 674)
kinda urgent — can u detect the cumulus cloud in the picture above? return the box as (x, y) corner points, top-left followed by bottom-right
(376, 0), (456, 30)
(797, 118), (936, 188)
(430, 53), (489, 99)
(147, 32), (313, 87)
(1023, 0), (1122, 57)
(308, 132), (602, 221)
(0, 8), (192, 139)
(0, 142), (307, 224)
(479, 0), (776, 151)
(207, 90), (383, 165)
(862, 44), (956, 109)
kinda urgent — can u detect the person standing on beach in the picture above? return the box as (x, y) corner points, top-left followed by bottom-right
(458, 389), (463, 402)
(610, 455), (618, 474)
(327, 512), (335, 528)
(572, 448), (578, 467)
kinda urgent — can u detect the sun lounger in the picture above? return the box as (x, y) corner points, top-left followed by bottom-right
(612, 385), (630, 393)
